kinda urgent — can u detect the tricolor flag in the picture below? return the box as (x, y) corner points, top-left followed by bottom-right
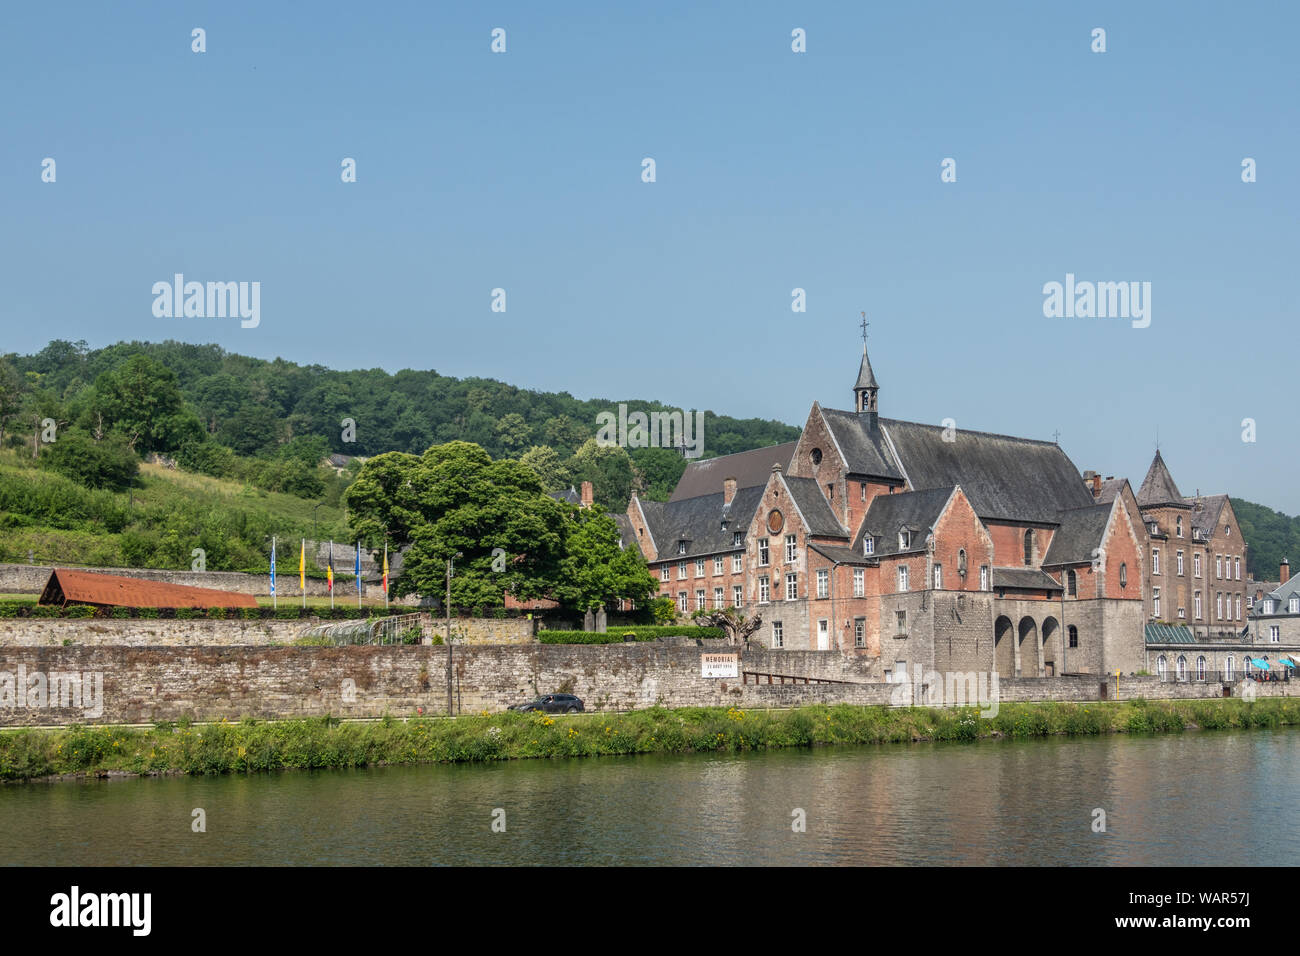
(382, 543), (389, 595)
(354, 542), (362, 599)
(327, 541), (334, 593)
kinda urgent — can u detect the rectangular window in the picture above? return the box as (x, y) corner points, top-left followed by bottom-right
(1177, 606), (1185, 619)
(1177, 551), (1184, 575)
(732, 585), (742, 608)
(660, 566), (670, 582)
(732, 553), (743, 573)
(1152, 550), (1160, 575)
(1216, 593), (1223, 619)
(979, 566), (989, 591)
(759, 576), (770, 603)
(1069, 627), (1079, 648)
(1270, 625), (1281, 643)
(816, 568), (829, 599)
(853, 568), (865, 597)
(898, 565), (909, 591)
(1194, 591), (1202, 619)
(785, 535), (798, 563)
(713, 587), (723, 608)
(895, 610), (907, 635)
(860, 483), (867, 502)
(1291, 597), (1300, 614)
(1235, 596), (1241, 620)
(758, 538), (770, 566)
(1235, 556), (1241, 580)
(933, 564), (942, 590)
(695, 558), (705, 578)
(785, 573), (798, 601)
(854, 619), (865, 647)
(677, 592), (687, 613)
(695, 590), (706, 611)
(713, 556), (724, 576)
(1216, 555), (1222, 579)
(1194, 553), (1202, 578)
(1264, 599), (1275, 614)
(678, 561), (687, 580)
(772, 621), (784, 648)
(732, 532), (743, 548)
(1153, 587), (1160, 617)
(863, 537), (874, 555)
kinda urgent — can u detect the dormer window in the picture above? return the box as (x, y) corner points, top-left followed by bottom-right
(732, 532), (743, 548)
(1149, 522), (1158, 535)
(899, 530), (912, 550)
(677, 541), (688, 555)
(1264, 599), (1275, 614)
(863, 537), (875, 555)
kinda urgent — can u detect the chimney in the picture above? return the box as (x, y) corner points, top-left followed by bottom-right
(1282, 558), (1290, 585)
(723, 477), (737, 505)
(580, 481), (594, 509)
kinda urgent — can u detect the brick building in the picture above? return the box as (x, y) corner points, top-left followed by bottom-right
(626, 342), (1147, 680)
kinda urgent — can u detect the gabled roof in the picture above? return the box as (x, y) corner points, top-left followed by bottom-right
(1185, 494), (1229, 536)
(1094, 478), (1127, 504)
(39, 569), (258, 609)
(609, 513), (638, 549)
(550, 486), (581, 505)
(781, 476), (848, 537)
(667, 442), (796, 502)
(1260, 575), (1300, 611)
(808, 543), (878, 566)
(856, 486), (955, 556)
(647, 485), (766, 561)
(1042, 503), (1112, 567)
(992, 567), (1063, 592)
(879, 419), (1094, 523)
(1136, 451), (1187, 508)
(818, 407), (904, 480)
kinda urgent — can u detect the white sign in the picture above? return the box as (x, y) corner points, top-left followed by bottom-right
(701, 653), (739, 679)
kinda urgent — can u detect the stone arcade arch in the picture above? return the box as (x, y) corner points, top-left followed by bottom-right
(1041, 617), (1061, 677)
(994, 615), (1015, 676)
(1018, 617), (1038, 677)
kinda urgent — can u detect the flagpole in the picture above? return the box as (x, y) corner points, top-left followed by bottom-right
(356, 540), (362, 609)
(383, 541), (389, 611)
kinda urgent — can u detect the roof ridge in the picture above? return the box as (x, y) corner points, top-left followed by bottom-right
(822, 411), (1064, 448)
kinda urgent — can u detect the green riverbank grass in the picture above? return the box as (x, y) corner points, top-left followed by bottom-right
(2, 697), (1298, 782)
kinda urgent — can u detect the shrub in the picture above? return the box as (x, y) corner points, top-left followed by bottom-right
(537, 625), (724, 644)
(62, 605), (94, 618)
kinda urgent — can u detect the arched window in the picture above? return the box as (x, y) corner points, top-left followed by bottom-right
(1120, 563), (1128, 589)
(1225, 655), (1235, 681)
(1023, 529), (1033, 566)
(1068, 625), (1079, 648)
(1176, 516), (1183, 537)
(1176, 655), (1187, 681)
(1067, 569), (1077, 596)
(1196, 656), (1206, 681)
(810, 448), (822, 466)
(957, 548), (968, 578)
(1157, 655), (1167, 680)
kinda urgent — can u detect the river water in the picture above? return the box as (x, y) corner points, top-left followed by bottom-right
(3, 729), (1296, 866)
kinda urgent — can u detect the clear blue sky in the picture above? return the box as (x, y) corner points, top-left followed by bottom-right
(2, 2), (1296, 510)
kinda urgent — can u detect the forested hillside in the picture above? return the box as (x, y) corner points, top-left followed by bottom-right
(0, 339), (800, 509)
(1231, 498), (1300, 583)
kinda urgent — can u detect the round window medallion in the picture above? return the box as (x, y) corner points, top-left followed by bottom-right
(767, 509), (784, 534)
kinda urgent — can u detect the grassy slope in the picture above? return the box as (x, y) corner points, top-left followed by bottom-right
(0, 452), (348, 574)
(2, 698), (1298, 781)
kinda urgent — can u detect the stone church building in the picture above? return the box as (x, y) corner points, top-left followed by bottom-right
(625, 344), (1147, 681)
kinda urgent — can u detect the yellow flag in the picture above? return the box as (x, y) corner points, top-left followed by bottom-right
(299, 539), (306, 591)
(382, 545), (389, 594)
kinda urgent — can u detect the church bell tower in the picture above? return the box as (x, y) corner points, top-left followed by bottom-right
(854, 313), (879, 420)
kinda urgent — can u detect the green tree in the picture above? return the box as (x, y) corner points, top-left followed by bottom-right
(82, 354), (203, 454)
(0, 359), (23, 449)
(38, 429), (139, 491)
(568, 438), (634, 511)
(519, 444), (571, 494)
(553, 510), (657, 612)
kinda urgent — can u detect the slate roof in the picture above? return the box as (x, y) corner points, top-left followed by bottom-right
(668, 442), (796, 502)
(1094, 478), (1126, 504)
(550, 486), (581, 505)
(782, 476), (848, 537)
(39, 569), (258, 609)
(808, 543), (878, 566)
(991, 567), (1063, 592)
(854, 349), (878, 390)
(1042, 503), (1112, 566)
(645, 485), (766, 561)
(819, 407), (904, 480)
(1185, 494), (1228, 537)
(1136, 451), (1187, 507)
(610, 513), (638, 549)
(854, 486), (956, 556)
(878, 418), (1094, 523)
(1256, 575), (1300, 614)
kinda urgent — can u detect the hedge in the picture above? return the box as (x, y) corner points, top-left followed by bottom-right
(538, 625), (724, 644)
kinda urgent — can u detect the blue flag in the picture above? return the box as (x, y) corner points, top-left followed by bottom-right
(269, 537), (277, 595)
(355, 541), (362, 593)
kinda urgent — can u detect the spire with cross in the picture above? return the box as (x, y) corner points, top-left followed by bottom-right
(859, 311), (869, 354)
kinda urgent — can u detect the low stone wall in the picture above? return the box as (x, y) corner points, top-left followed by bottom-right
(0, 562), (341, 597)
(0, 615), (532, 648)
(1, 644), (1295, 726)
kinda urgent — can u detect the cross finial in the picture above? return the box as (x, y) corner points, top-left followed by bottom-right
(1052, 428), (1061, 444)
(859, 311), (869, 351)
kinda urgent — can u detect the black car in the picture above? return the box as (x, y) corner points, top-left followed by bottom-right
(510, 694), (584, 714)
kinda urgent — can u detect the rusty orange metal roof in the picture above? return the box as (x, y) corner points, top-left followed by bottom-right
(40, 569), (259, 608)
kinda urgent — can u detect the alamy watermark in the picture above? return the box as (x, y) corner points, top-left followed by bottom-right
(890, 669), (1000, 717)
(595, 403), (705, 458)
(1042, 273), (1150, 328)
(0, 665), (104, 719)
(152, 274), (260, 328)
